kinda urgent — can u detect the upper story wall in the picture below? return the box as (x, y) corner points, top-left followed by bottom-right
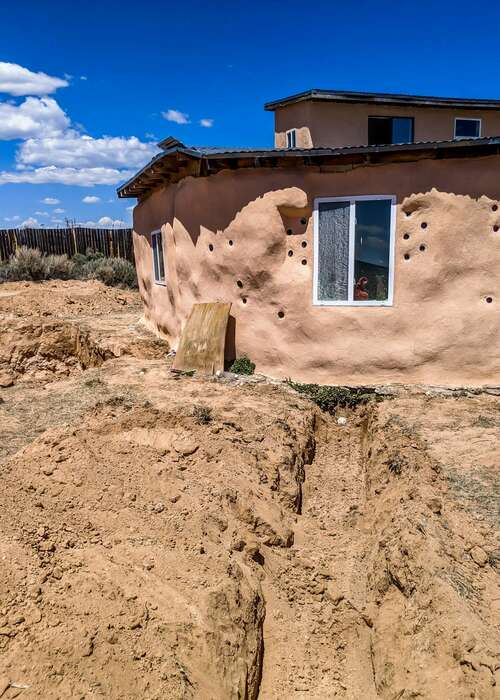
(273, 100), (500, 148)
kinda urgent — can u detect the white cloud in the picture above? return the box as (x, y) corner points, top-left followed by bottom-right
(0, 97), (70, 140)
(34, 210), (49, 216)
(200, 118), (214, 128)
(82, 195), (100, 203)
(18, 132), (158, 168)
(0, 166), (135, 186)
(20, 217), (39, 227)
(4, 215), (20, 221)
(42, 197), (60, 205)
(80, 76), (87, 81)
(51, 218), (64, 224)
(97, 216), (127, 227)
(53, 207), (65, 213)
(0, 62), (68, 96)
(162, 109), (190, 124)
(126, 205), (134, 211)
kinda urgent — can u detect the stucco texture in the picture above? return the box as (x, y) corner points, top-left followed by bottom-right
(133, 156), (500, 385)
(273, 100), (500, 148)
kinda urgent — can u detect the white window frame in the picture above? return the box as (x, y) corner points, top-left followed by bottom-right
(286, 128), (297, 149)
(151, 228), (166, 285)
(313, 194), (396, 307)
(454, 117), (481, 140)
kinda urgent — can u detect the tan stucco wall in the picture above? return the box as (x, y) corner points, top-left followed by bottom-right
(273, 101), (500, 148)
(133, 155), (500, 385)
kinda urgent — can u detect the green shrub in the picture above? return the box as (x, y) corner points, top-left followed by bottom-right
(285, 379), (375, 412)
(230, 356), (256, 375)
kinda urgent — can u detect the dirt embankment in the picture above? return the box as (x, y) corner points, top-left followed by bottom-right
(0, 281), (165, 386)
(0, 281), (499, 699)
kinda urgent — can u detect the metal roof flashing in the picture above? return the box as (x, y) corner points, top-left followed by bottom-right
(264, 89), (500, 111)
(117, 136), (500, 199)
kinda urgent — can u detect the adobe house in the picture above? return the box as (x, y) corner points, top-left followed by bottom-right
(118, 89), (500, 385)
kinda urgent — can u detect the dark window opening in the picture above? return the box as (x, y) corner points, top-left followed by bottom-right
(152, 230), (165, 284)
(454, 118), (481, 139)
(368, 116), (414, 145)
(286, 129), (297, 148)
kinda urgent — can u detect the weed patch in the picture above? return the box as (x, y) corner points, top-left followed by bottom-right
(230, 356), (255, 375)
(285, 379), (375, 412)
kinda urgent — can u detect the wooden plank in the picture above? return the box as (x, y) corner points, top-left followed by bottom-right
(173, 302), (232, 375)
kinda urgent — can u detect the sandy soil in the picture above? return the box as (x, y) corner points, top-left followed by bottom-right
(0, 282), (499, 699)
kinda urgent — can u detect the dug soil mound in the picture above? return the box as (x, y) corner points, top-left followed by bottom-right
(0, 280), (141, 319)
(0, 282), (499, 699)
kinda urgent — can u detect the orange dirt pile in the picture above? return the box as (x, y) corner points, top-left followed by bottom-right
(0, 282), (499, 699)
(0, 280), (141, 319)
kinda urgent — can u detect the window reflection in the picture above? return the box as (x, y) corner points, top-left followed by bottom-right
(353, 199), (391, 301)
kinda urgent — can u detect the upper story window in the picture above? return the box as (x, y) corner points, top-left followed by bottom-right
(454, 118), (481, 139)
(286, 128), (297, 148)
(313, 195), (395, 306)
(368, 116), (414, 145)
(151, 229), (166, 285)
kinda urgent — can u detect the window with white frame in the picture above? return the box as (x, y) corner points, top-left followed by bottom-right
(313, 196), (395, 305)
(151, 229), (165, 284)
(454, 118), (481, 139)
(286, 128), (297, 148)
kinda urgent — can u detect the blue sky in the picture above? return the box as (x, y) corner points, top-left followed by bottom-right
(1, 0), (500, 228)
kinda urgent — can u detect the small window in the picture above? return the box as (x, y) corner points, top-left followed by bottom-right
(454, 118), (481, 139)
(368, 116), (414, 145)
(151, 229), (165, 284)
(286, 129), (297, 148)
(313, 196), (395, 306)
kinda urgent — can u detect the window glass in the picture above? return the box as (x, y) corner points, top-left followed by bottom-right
(316, 197), (393, 304)
(317, 201), (350, 301)
(455, 118), (480, 138)
(368, 116), (413, 145)
(152, 231), (165, 283)
(391, 117), (413, 144)
(286, 129), (297, 148)
(353, 200), (391, 301)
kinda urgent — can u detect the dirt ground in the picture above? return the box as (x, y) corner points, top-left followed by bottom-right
(0, 281), (499, 699)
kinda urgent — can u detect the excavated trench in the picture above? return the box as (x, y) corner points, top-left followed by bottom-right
(0, 326), (499, 700)
(256, 401), (500, 699)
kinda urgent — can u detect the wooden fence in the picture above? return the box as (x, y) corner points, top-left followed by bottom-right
(0, 227), (134, 263)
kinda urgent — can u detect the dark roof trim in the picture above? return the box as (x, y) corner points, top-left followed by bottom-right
(264, 88), (500, 111)
(117, 136), (500, 199)
(157, 136), (186, 150)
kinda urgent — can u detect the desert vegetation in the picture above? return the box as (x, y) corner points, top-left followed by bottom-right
(0, 246), (137, 288)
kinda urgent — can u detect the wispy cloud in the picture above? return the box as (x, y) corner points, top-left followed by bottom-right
(162, 109), (190, 124)
(82, 195), (100, 203)
(53, 207), (65, 213)
(0, 166), (135, 186)
(200, 118), (214, 128)
(42, 197), (60, 205)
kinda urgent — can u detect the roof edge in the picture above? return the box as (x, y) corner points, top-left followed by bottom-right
(264, 88), (500, 111)
(117, 136), (500, 199)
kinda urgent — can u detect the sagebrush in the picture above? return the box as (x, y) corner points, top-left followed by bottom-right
(0, 247), (137, 288)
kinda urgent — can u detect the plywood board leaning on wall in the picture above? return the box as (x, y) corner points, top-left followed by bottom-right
(172, 302), (232, 375)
